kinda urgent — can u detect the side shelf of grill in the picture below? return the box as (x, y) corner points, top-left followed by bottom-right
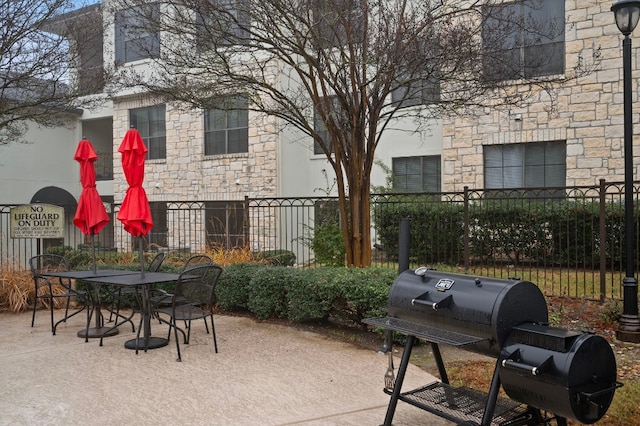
(363, 316), (485, 346)
(397, 382), (529, 426)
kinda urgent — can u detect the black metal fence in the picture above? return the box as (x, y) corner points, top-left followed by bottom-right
(1, 179), (637, 300)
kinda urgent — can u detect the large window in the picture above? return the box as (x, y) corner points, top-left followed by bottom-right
(204, 96), (249, 155)
(392, 156), (441, 193)
(130, 105), (166, 160)
(482, 0), (564, 81)
(196, 0), (250, 50)
(205, 201), (245, 249)
(115, 4), (160, 64)
(484, 141), (566, 190)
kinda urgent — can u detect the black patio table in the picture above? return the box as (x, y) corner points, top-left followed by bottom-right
(83, 272), (181, 352)
(39, 269), (139, 340)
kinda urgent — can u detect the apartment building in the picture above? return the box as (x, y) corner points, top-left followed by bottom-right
(1, 0), (633, 256)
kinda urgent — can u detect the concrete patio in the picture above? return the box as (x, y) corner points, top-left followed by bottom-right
(0, 310), (452, 425)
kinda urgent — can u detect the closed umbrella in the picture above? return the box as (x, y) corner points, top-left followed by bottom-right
(73, 139), (110, 274)
(116, 128), (153, 277)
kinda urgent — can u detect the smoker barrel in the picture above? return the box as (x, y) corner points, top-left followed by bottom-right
(386, 269), (549, 356)
(500, 323), (619, 424)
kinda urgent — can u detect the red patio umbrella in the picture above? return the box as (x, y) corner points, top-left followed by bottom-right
(73, 139), (110, 274)
(116, 128), (153, 277)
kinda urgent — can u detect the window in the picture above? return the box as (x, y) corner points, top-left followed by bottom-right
(484, 141), (566, 191)
(392, 78), (440, 108)
(310, 0), (364, 47)
(314, 96), (345, 155)
(130, 105), (166, 160)
(196, 0), (250, 50)
(115, 4), (160, 64)
(205, 201), (245, 249)
(392, 156), (441, 193)
(482, 0), (564, 81)
(204, 96), (249, 155)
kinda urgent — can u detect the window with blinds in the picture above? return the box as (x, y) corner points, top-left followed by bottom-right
(484, 141), (566, 191)
(392, 155), (441, 193)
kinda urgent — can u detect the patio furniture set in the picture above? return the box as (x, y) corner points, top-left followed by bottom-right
(29, 253), (222, 362)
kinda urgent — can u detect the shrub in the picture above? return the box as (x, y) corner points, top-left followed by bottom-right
(216, 263), (264, 311)
(332, 268), (395, 324)
(286, 267), (340, 322)
(311, 223), (345, 266)
(247, 266), (295, 319)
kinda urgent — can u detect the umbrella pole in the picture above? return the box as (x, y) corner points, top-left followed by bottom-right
(139, 237), (145, 278)
(91, 233), (97, 274)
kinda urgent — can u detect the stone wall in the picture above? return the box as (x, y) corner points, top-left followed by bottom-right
(112, 97), (278, 204)
(442, 0), (634, 191)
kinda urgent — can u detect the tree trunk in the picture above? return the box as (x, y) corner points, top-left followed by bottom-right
(339, 170), (372, 268)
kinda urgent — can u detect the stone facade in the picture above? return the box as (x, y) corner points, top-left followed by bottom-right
(111, 96), (278, 204)
(111, 96), (279, 252)
(442, 0), (636, 191)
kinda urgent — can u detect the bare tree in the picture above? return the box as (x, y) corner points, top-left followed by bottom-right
(108, 0), (597, 267)
(0, 0), (105, 144)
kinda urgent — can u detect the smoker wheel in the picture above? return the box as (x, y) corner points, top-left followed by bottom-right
(399, 382), (528, 426)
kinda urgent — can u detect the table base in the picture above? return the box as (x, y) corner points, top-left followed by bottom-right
(77, 327), (119, 339)
(124, 336), (169, 350)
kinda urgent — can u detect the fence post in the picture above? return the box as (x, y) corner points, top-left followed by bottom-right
(463, 186), (470, 273)
(243, 195), (250, 250)
(599, 179), (607, 301)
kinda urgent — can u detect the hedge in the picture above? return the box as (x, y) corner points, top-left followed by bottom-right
(215, 264), (395, 324)
(374, 199), (635, 268)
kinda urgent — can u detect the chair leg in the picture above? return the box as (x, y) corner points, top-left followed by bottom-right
(210, 314), (218, 353)
(31, 294), (38, 327)
(173, 317), (182, 362)
(49, 297), (55, 335)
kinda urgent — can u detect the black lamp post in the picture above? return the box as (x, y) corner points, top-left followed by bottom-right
(612, 0), (640, 343)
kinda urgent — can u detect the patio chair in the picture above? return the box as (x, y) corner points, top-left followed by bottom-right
(29, 254), (87, 335)
(150, 254), (214, 311)
(153, 264), (223, 361)
(108, 251), (167, 324)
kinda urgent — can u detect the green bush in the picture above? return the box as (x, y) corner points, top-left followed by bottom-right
(312, 223), (345, 266)
(247, 266), (295, 319)
(333, 268), (394, 324)
(215, 263), (263, 311)
(375, 198), (464, 265)
(219, 264), (395, 325)
(286, 267), (341, 322)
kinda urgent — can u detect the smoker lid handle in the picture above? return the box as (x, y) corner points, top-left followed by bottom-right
(501, 355), (552, 376)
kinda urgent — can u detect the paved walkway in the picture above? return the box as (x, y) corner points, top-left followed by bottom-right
(0, 310), (452, 425)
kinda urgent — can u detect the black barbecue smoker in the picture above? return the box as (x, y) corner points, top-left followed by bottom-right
(364, 219), (621, 426)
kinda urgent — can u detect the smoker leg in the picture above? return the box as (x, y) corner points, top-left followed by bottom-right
(430, 342), (449, 384)
(382, 336), (415, 426)
(555, 417), (567, 426)
(480, 356), (503, 426)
